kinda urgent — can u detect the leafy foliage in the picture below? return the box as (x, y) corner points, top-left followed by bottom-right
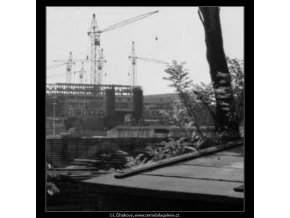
(124, 58), (244, 169)
(158, 105), (194, 138)
(47, 182), (60, 196)
(46, 163), (60, 196)
(163, 58), (244, 137)
(163, 61), (207, 142)
(124, 136), (199, 168)
(145, 138), (197, 162)
(193, 57), (244, 125)
(227, 57), (244, 122)
(125, 154), (152, 168)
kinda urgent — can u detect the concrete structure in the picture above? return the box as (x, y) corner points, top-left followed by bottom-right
(143, 93), (180, 120)
(46, 117), (66, 136)
(143, 93), (214, 126)
(46, 84), (214, 133)
(107, 125), (216, 138)
(46, 83), (137, 118)
(46, 83), (144, 131)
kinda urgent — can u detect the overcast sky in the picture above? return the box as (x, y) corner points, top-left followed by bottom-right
(46, 7), (244, 95)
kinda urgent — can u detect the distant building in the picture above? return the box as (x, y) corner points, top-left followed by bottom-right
(143, 93), (180, 120)
(143, 93), (214, 126)
(46, 83), (143, 130)
(46, 84), (214, 133)
(46, 117), (66, 136)
(46, 83), (135, 118)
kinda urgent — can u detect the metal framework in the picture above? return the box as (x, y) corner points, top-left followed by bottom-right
(75, 62), (86, 84)
(129, 41), (137, 87)
(53, 52), (89, 83)
(87, 11), (158, 86)
(128, 41), (169, 87)
(46, 83), (141, 117)
(53, 51), (75, 83)
(88, 14), (102, 85)
(46, 83), (140, 96)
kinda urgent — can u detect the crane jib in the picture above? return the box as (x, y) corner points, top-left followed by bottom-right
(99, 10), (159, 33)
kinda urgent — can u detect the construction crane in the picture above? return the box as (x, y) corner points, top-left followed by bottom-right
(128, 41), (169, 87)
(99, 48), (107, 79)
(87, 10), (158, 86)
(74, 55), (90, 83)
(53, 52), (89, 83)
(53, 51), (75, 83)
(47, 62), (66, 71)
(74, 62), (86, 84)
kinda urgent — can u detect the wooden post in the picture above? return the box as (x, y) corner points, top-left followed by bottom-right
(76, 138), (79, 159)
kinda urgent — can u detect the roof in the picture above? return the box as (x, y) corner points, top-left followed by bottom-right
(82, 145), (244, 206)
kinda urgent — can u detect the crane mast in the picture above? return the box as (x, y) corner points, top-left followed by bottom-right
(75, 62), (86, 84)
(129, 41), (137, 87)
(88, 14), (101, 85)
(98, 48), (107, 82)
(53, 51), (75, 83)
(66, 52), (73, 83)
(128, 41), (168, 88)
(53, 52), (89, 83)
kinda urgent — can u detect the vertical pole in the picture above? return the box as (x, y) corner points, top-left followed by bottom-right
(53, 102), (56, 136)
(88, 14), (101, 85)
(63, 136), (69, 164)
(76, 138), (79, 159)
(131, 41), (137, 88)
(87, 138), (89, 156)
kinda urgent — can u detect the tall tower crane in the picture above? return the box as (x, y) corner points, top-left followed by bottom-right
(87, 10), (158, 86)
(128, 41), (169, 87)
(75, 62), (86, 84)
(53, 51), (75, 83)
(74, 55), (90, 84)
(98, 48), (107, 80)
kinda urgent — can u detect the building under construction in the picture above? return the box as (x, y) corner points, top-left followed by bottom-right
(46, 83), (214, 136)
(46, 10), (214, 135)
(46, 83), (143, 133)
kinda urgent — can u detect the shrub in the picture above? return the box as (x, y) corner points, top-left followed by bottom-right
(124, 58), (244, 168)
(162, 58), (244, 140)
(46, 163), (60, 196)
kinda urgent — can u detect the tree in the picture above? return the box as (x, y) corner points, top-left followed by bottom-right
(198, 7), (239, 134)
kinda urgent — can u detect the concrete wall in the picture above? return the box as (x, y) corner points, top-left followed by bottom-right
(107, 126), (217, 138)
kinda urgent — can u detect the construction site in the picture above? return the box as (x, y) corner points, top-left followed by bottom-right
(45, 7), (245, 212)
(46, 10), (214, 137)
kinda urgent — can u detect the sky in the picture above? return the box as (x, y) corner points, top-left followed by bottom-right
(46, 7), (244, 95)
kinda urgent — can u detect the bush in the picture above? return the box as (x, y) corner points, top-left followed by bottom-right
(46, 163), (60, 196)
(162, 58), (244, 140)
(124, 58), (244, 168)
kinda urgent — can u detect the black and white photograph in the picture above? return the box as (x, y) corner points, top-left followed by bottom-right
(11, 0), (290, 217)
(45, 6), (246, 212)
